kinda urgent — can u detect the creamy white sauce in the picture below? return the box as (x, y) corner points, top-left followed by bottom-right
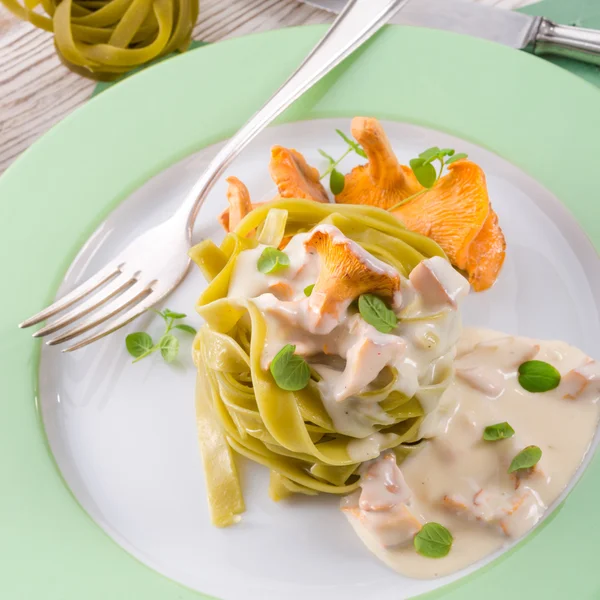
(226, 220), (600, 578)
(347, 432), (401, 462)
(227, 221), (469, 439)
(317, 385), (396, 439)
(227, 233), (319, 301)
(343, 328), (600, 578)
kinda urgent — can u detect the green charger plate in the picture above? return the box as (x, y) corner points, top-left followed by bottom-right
(1, 24), (599, 600)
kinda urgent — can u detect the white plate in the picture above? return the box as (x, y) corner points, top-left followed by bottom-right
(38, 119), (600, 600)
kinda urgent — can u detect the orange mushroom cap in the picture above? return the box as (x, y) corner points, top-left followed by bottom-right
(304, 225), (400, 330)
(334, 117), (423, 209)
(392, 160), (505, 291)
(392, 160), (489, 270)
(219, 147), (327, 233)
(331, 117), (505, 292)
(218, 176), (257, 232)
(465, 209), (506, 292)
(269, 146), (329, 203)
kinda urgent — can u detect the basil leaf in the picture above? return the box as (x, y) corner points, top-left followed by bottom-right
(126, 332), (153, 358)
(330, 168), (345, 195)
(163, 309), (186, 319)
(508, 445), (542, 473)
(358, 294), (398, 333)
(304, 284), (315, 297)
(160, 334), (179, 363)
(446, 152), (468, 165)
(518, 360), (561, 393)
(414, 522), (453, 558)
(270, 344), (310, 391)
(410, 159), (437, 188)
(483, 422), (515, 441)
(257, 247), (290, 274)
(175, 324), (197, 335)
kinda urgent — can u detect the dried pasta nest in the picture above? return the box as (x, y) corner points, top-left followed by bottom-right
(2, 0), (199, 80)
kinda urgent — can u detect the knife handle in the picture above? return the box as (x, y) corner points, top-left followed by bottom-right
(533, 19), (600, 66)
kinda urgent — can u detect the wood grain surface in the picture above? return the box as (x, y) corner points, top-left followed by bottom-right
(0, 0), (534, 175)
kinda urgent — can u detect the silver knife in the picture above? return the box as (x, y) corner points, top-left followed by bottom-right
(298, 0), (600, 66)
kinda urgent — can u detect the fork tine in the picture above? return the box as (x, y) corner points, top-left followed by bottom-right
(19, 263), (123, 329)
(32, 273), (138, 338)
(46, 280), (156, 346)
(62, 290), (166, 353)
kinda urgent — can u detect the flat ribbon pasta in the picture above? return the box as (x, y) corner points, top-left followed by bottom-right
(191, 199), (450, 526)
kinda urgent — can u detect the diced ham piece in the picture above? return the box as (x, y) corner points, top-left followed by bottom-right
(359, 453), (412, 511)
(409, 256), (469, 309)
(474, 337), (540, 369)
(334, 334), (406, 402)
(560, 359), (600, 402)
(442, 487), (545, 538)
(499, 490), (545, 538)
(358, 504), (423, 548)
(455, 336), (541, 397)
(343, 453), (423, 548)
(455, 365), (506, 398)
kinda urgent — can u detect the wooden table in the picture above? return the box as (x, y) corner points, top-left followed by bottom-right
(0, 0), (533, 175)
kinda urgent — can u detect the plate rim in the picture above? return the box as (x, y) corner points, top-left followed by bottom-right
(1, 24), (600, 600)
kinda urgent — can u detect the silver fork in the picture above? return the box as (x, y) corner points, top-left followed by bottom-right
(19, 0), (409, 352)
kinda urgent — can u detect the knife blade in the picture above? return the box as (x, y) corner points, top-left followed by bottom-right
(298, 0), (541, 49)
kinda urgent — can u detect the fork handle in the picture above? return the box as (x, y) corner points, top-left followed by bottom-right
(179, 0), (410, 231)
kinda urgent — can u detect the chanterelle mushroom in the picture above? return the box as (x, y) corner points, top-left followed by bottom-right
(334, 117), (423, 209)
(219, 147), (327, 233)
(392, 160), (505, 292)
(304, 224), (400, 332)
(218, 176), (256, 232)
(269, 146), (329, 203)
(332, 117), (506, 292)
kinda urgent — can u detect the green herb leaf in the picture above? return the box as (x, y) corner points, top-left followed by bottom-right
(409, 147), (468, 190)
(358, 294), (398, 333)
(330, 168), (345, 195)
(483, 422), (515, 442)
(162, 309), (186, 320)
(257, 247), (290, 274)
(508, 445), (542, 473)
(414, 522), (453, 558)
(125, 307), (195, 364)
(418, 146), (441, 162)
(269, 344), (311, 391)
(336, 129), (367, 158)
(126, 332), (154, 358)
(446, 152), (468, 165)
(175, 324), (197, 335)
(410, 159), (437, 188)
(318, 148), (336, 165)
(518, 360), (561, 393)
(304, 284), (315, 297)
(160, 334), (179, 363)
(151, 308), (169, 322)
